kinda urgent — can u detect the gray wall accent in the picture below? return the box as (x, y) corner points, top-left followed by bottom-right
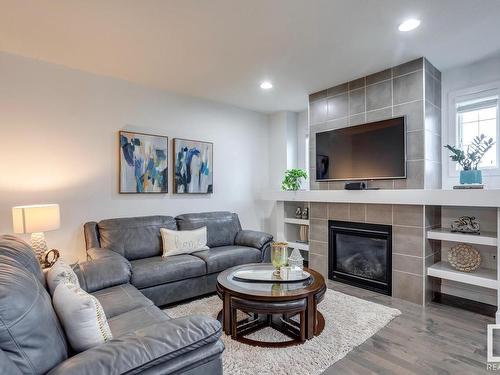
(308, 57), (442, 190)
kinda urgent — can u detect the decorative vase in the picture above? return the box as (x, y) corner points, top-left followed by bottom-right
(295, 207), (302, 219)
(271, 242), (288, 276)
(460, 170), (482, 184)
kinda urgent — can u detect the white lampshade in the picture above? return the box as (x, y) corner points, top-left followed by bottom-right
(12, 204), (61, 234)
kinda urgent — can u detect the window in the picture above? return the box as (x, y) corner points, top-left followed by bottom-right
(456, 94), (498, 168)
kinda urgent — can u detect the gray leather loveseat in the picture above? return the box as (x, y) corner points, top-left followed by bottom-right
(84, 211), (273, 307)
(0, 235), (224, 375)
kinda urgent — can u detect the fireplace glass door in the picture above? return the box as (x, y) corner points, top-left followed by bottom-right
(329, 221), (392, 295)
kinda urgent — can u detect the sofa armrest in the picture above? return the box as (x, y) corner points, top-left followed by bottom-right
(76, 248), (131, 292)
(235, 230), (273, 262)
(47, 316), (224, 375)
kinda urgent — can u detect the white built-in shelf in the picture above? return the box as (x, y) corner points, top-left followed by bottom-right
(284, 218), (310, 226)
(427, 228), (498, 247)
(286, 241), (309, 252)
(427, 261), (498, 290)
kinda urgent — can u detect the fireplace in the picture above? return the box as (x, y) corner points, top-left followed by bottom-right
(328, 220), (392, 295)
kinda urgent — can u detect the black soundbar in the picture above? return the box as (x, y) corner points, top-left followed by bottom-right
(344, 182), (366, 190)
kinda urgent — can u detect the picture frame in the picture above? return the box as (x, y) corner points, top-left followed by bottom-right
(119, 131), (168, 193)
(173, 138), (213, 194)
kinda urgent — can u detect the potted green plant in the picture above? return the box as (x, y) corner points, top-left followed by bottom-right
(444, 134), (495, 185)
(281, 168), (308, 191)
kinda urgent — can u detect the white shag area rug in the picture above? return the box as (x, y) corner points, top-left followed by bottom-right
(165, 289), (401, 375)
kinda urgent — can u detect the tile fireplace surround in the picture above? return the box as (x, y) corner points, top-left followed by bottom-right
(308, 202), (441, 305)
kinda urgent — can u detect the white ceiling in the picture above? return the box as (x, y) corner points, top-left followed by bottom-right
(1, 0), (500, 113)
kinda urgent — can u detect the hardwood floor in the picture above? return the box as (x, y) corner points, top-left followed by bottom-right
(322, 281), (494, 375)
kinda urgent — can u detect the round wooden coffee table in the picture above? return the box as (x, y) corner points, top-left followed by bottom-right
(216, 263), (326, 347)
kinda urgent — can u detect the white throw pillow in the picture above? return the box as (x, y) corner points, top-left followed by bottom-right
(161, 227), (209, 257)
(46, 259), (80, 296)
(53, 283), (113, 352)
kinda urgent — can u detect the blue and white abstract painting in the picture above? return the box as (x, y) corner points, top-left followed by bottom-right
(120, 131), (168, 193)
(174, 138), (213, 194)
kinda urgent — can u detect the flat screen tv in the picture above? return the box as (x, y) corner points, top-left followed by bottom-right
(315, 116), (406, 181)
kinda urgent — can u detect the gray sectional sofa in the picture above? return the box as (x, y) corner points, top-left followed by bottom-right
(0, 235), (223, 375)
(84, 211), (273, 306)
(0, 211), (273, 375)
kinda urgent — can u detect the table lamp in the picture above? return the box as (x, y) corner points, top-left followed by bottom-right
(12, 204), (61, 261)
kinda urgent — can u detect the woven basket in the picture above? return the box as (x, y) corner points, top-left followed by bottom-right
(448, 243), (481, 272)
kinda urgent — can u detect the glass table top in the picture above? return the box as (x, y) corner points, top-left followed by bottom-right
(223, 264), (314, 295)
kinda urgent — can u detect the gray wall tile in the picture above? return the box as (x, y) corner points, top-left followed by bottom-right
(310, 218), (328, 242)
(393, 225), (424, 257)
(424, 58), (441, 80)
(366, 69), (392, 85)
(425, 131), (442, 163)
(394, 100), (424, 131)
(425, 101), (441, 134)
(393, 254), (423, 275)
(407, 131), (425, 160)
(365, 204), (393, 225)
(327, 83), (348, 97)
(393, 271), (423, 304)
(328, 203), (349, 220)
(310, 240), (328, 256)
(349, 113), (365, 126)
(393, 57), (423, 77)
(309, 253), (328, 279)
(366, 80), (392, 111)
(309, 90), (327, 103)
(310, 202), (327, 219)
(309, 99), (327, 124)
(367, 179), (394, 189)
(328, 181), (345, 190)
(348, 77), (365, 90)
(327, 93), (348, 120)
(349, 88), (365, 115)
(394, 160), (425, 188)
(349, 204), (366, 222)
(393, 205), (423, 227)
(393, 71), (423, 105)
(366, 107), (392, 122)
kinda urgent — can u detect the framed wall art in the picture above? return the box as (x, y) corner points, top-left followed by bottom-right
(173, 138), (213, 194)
(119, 131), (168, 193)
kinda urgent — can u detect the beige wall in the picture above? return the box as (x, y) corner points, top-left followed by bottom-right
(0, 52), (272, 261)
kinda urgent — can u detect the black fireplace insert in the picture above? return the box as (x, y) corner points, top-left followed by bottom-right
(328, 220), (392, 295)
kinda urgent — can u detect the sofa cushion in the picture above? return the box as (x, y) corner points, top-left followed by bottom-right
(191, 245), (261, 274)
(0, 235), (46, 287)
(91, 283), (153, 319)
(53, 283), (113, 352)
(176, 211), (242, 247)
(107, 305), (170, 338)
(97, 216), (177, 260)
(131, 255), (206, 289)
(0, 256), (68, 374)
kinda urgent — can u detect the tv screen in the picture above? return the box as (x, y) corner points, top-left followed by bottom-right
(315, 116), (406, 181)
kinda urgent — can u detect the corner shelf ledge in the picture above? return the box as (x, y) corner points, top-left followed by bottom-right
(285, 241), (309, 252)
(284, 218), (310, 226)
(427, 261), (497, 290)
(427, 228), (498, 246)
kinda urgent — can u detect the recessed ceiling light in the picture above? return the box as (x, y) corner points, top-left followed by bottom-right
(398, 18), (421, 32)
(260, 81), (273, 90)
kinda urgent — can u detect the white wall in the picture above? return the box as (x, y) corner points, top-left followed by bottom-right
(0, 52), (272, 261)
(442, 53), (500, 188)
